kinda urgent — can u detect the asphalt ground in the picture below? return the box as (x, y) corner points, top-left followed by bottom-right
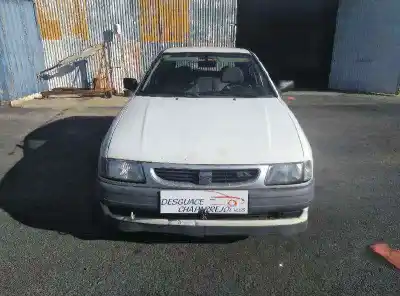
(0, 94), (399, 296)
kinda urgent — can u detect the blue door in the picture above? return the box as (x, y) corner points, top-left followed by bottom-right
(329, 0), (400, 94)
(0, 0), (47, 101)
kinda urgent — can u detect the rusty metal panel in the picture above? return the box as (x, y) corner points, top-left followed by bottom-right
(139, 0), (190, 43)
(0, 0), (47, 101)
(35, 0), (62, 40)
(138, 0), (238, 78)
(190, 0), (237, 47)
(139, 42), (180, 76)
(35, 0), (90, 41)
(35, 0), (141, 92)
(35, 0), (237, 92)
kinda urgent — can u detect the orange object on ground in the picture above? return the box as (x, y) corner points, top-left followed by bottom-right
(370, 243), (400, 270)
(287, 96), (296, 101)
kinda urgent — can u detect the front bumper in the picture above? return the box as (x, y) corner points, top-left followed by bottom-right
(96, 178), (314, 237)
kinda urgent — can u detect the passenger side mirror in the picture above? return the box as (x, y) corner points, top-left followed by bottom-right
(278, 80), (295, 92)
(123, 78), (139, 92)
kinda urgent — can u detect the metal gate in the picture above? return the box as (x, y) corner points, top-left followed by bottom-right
(0, 0), (46, 101)
(329, 0), (400, 94)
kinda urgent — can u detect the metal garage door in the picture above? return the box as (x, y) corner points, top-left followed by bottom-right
(0, 0), (46, 102)
(236, 0), (339, 89)
(329, 0), (400, 94)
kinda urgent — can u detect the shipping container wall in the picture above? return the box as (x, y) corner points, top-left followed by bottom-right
(34, 0), (237, 93)
(329, 0), (400, 94)
(0, 0), (47, 101)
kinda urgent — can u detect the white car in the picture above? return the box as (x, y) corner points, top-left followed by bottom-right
(97, 47), (314, 237)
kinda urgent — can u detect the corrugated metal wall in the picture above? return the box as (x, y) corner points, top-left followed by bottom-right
(35, 0), (237, 93)
(0, 0), (46, 101)
(329, 0), (400, 94)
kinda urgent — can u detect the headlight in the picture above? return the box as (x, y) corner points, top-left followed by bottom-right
(265, 161), (312, 185)
(99, 158), (146, 183)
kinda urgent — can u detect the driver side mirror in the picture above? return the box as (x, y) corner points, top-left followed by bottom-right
(123, 78), (139, 92)
(278, 80), (295, 92)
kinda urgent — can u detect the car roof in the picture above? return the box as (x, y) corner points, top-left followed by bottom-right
(163, 47), (251, 54)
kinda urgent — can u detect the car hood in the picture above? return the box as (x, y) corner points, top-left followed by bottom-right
(106, 96), (305, 165)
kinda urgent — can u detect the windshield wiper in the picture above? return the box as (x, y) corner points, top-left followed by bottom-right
(236, 93), (259, 98)
(135, 91), (199, 98)
(218, 90), (260, 98)
(196, 91), (231, 97)
(182, 92), (199, 97)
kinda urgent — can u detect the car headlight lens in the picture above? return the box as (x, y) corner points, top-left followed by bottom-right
(99, 158), (146, 183)
(303, 160), (313, 181)
(265, 161), (312, 185)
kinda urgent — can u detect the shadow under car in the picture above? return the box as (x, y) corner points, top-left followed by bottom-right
(0, 115), (245, 244)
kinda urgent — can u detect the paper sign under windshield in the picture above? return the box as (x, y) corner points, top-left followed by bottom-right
(160, 190), (248, 214)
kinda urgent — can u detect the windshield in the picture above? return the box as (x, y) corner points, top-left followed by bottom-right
(136, 52), (276, 98)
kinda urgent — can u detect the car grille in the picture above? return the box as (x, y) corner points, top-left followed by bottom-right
(108, 205), (303, 220)
(153, 168), (260, 185)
